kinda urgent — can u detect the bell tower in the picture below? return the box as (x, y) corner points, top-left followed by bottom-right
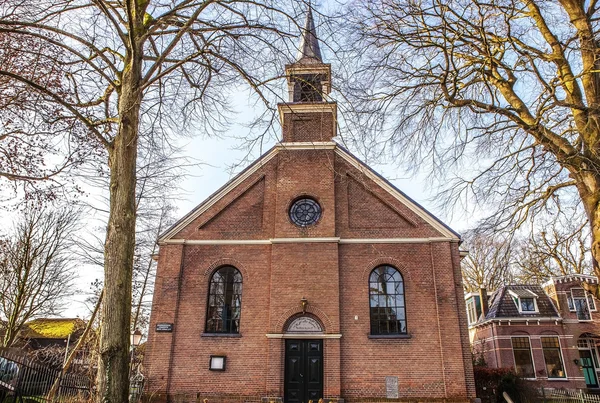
(279, 4), (337, 143)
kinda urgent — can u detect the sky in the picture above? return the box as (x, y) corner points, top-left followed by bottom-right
(4, 0), (480, 320)
(63, 92), (478, 319)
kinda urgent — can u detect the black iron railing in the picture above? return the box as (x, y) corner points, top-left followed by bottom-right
(0, 348), (90, 403)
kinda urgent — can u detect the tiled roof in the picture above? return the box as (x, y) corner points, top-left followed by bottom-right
(485, 285), (559, 319)
(509, 288), (538, 298)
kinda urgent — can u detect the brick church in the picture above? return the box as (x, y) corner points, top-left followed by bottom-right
(144, 6), (476, 403)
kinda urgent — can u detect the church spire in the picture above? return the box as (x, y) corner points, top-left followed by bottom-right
(285, 2), (331, 103)
(296, 3), (323, 64)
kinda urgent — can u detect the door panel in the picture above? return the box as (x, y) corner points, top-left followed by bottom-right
(285, 340), (323, 403)
(580, 350), (599, 388)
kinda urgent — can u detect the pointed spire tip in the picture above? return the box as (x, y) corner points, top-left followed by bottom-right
(296, 2), (323, 63)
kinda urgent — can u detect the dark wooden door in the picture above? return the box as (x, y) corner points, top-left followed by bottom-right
(284, 339), (323, 403)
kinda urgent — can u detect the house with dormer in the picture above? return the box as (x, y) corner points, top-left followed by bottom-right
(468, 275), (600, 390)
(143, 5), (477, 403)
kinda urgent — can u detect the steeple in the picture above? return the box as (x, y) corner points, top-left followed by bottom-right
(285, 3), (331, 103)
(278, 2), (336, 143)
(296, 4), (322, 64)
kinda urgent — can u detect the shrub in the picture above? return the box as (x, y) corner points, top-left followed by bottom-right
(473, 367), (539, 403)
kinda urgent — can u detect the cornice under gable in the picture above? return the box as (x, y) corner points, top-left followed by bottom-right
(159, 142), (460, 242)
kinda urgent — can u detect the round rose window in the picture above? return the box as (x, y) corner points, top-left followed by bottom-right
(289, 198), (321, 226)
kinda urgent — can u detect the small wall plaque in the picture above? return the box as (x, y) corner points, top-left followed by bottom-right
(156, 323), (173, 332)
(385, 376), (399, 399)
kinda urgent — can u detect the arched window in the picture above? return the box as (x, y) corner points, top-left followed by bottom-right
(206, 266), (243, 333)
(369, 265), (406, 335)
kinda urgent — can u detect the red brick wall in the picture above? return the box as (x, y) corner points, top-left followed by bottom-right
(471, 322), (588, 390)
(144, 108), (474, 403)
(282, 112), (335, 143)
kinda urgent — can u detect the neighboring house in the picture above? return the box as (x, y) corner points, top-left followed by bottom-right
(18, 318), (85, 350)
(143, 5), (476, 403)
(468, 275), (600, 390)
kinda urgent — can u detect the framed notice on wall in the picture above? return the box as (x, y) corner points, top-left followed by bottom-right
(155, 323), (173, 332)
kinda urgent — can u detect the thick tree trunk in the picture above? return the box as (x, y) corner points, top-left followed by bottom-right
(576, 174), (600, 279)
(97, 55), (143, 403)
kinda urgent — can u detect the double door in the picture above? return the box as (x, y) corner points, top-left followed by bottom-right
(284, 339), (323, 403)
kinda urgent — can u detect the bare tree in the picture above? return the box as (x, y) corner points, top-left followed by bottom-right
(343, 0), (600, 273)
(461, 230), (514, 292)
(0, 206), (78, 348)
(0, 32), (91, 203)
(0, 1), (304, 400)
(514, 218), (592, 283)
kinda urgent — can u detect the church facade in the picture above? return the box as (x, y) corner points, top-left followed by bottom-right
(144, 7), (476, 403)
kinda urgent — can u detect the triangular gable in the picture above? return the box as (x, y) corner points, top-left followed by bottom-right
(346, 173), (417, 229)
(159, 146), (278, 241)
(334, 145), (460, 239)
(160, 142), (460, 242)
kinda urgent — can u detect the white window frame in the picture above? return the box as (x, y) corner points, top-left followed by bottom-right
(540, 335), (568, 380)
(571, 288), (593, 321)
(466, 297), (477, 325)
(511, 335), (537, 380)
(509, 290), (539, 314)
(588, 293), (597, 312)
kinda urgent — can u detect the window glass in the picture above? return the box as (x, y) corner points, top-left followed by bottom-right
(588, 294), (596, 311)
(567, 296), (575, 311)
(369, 265), (406, 335)
(205, 266), (243, 333)
(520, 298), (535, 312)
(467, 298), (477, 324)
(512, 337), (535, 378)
(575, 298), (591, 320)
(592, 348), (600, 369)
(541, 337), (565, 379)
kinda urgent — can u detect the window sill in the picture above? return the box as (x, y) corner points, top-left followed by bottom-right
(547, 378), (569, 381)
(201, 333), (242, 338)
(368, 334), (411, 339)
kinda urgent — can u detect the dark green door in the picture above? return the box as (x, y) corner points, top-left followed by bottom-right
(284, 340), (323, 403)
(580, 350), (598, 388)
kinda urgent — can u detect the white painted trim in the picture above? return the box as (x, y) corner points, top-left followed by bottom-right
(334, 148), (457, 238)
(277, 103), (338, 138)
(339, 237), (457, 243)
(159, 148), (279, 241)
(160, 239), (271, 245)
(471, 317), (562, 328)
(511, 335), (537, 380)
(543, 275), (599, 289)
(266, 333), (342, 339)
(160, 237), (458, 246)
(277, 142), (337, 150)
(160, 138), (460, 242)
(507, 290), (540, 314)
(271, 237), (340, 244)
(472, 335), (573, 344)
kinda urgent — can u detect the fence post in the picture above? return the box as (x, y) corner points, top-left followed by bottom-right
(581, 389), (585, 403)
(540, 386), (545, 403)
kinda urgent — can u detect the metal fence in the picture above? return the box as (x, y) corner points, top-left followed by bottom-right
(0, 348), (90, 402)
(538, 388), (600, 403)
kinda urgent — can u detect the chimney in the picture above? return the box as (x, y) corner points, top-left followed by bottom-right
(479, 287), (489, 319)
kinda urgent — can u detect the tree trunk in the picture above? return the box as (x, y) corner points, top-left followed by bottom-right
(97, 53), (143, 403)
(576, 173), (600, 279)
